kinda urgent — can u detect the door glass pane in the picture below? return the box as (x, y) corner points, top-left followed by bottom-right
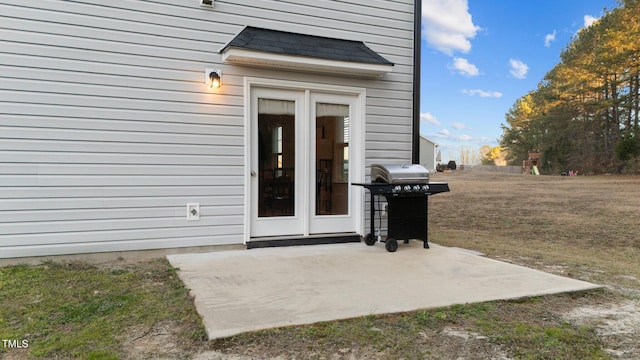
(316, 103), (349, 215)
(258, 99), (295, 217)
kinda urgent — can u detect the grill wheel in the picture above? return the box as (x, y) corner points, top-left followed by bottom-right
(364, 233), (376, 246)
(385, 238), (398, 252)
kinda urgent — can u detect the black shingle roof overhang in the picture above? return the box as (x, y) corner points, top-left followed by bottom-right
(220, 26), (394, 66)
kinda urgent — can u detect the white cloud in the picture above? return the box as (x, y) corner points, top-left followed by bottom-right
(544, 30), (556, 47)
(429, 127), (477, 143)
(461, 89), (503, 98)
(509, 59), (529, 79)
(584, 15), (598, 27)
(422, 0), (482, 55)
(420, 112), (441, 126)
(448, 57), (479, 77)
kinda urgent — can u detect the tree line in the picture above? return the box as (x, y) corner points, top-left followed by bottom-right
(500, 0), (640, 174)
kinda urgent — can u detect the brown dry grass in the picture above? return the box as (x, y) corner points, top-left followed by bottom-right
(428, 171), (640, 288)
(211, 171), (640, 359)
(423, 171), (640, 359)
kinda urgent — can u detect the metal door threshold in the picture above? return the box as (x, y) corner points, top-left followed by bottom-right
(247, 233), (360, 249)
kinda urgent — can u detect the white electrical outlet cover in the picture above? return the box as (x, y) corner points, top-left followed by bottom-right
(187, 203), (200, 221)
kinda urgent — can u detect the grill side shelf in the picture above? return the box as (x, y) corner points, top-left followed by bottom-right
(351, 182), (450, 196)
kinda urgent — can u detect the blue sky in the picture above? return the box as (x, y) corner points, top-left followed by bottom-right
(420, 0), (618, 163)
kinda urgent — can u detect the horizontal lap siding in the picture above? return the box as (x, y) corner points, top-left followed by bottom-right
(0, 0), (242, 257)
(0, 0), (415, 257)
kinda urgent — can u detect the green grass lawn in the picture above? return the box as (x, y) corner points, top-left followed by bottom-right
(1, 258), (610, 359)
(0, 259), (207, 359)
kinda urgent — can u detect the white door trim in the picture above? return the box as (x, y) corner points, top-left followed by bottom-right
(243, 77), (365, 243)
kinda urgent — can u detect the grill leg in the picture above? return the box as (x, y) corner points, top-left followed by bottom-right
(424, 195), (429, 249)
(370, 192), (376, 242)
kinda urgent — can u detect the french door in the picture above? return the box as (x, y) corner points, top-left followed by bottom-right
(249, 87), (361, 238)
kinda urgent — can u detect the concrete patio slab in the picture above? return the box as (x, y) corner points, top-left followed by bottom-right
(167, 242), (600, 340)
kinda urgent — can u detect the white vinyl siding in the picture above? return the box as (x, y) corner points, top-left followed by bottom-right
(0, 0), (415, 258)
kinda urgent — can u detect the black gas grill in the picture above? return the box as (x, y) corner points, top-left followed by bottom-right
(352, 164), (450, 252)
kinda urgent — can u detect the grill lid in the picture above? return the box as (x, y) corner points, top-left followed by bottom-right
(371, 163), (429, 184)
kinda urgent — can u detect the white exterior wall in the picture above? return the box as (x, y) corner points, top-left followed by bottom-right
(0, 0), (416, 258)
(420, 136), (437, 172)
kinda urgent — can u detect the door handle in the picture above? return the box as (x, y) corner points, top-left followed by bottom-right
(250, 171), (256, 177)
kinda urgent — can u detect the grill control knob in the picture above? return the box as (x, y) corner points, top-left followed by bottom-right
(413, 185), (421, 192)
(393, 185), (402, 193)
(403, 185), (411, 192)
(422, 184), (430, 192)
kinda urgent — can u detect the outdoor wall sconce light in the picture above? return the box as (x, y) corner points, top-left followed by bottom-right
(205, 68), (221, 89)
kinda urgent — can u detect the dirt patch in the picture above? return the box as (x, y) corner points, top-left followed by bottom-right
(565, 301), (640, 358)
(120, 321), (187, 360)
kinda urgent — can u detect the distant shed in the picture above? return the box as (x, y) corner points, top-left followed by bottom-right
(419, 136), (438, 172)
